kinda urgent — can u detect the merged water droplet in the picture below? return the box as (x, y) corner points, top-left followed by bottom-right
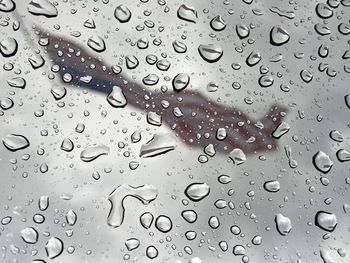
(107, 184), (158, 228)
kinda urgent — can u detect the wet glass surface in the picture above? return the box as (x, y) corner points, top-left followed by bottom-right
(0, 0), (350, 262)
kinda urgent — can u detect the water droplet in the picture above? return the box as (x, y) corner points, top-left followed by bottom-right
(264, 180), (281, 192)
(275, 213), (292, 236)
(172, 73), (190, 92)
(21, 227), (38, 244)
(315, 211), (337, 232)
(181, 210), (197, 223)
(336, 149), (350, 162)
(246, 51), (261, 67)
(60, 138), (74, 152)
(0, 37), (17, 57)
(2, 134), (30, 151)
(229, 148), (246, 165)
(313, 151), (333, 173)
(65, 210), (77, 226)
(107, 86), (127, 107)
(270, 26), (290, 46)
(272, 122), (290, 139)
(146, 246), (158, 259)
(125, 238), (140, 251)
(316, 3), (333, 19)
(210, 15), (226, 31)
(107, 184), (158, 228)
(155, 215), (172, 233)
(184, 183), (210, 202)
(45, 237), (64, 259)
(172, 40), (187, 53)
(0, 0), (15, 12)
(140, 212), (154, 229)
(236, 24), (250, 39)
(140, 133), (176, 158)
(177, 4), (197, 23)
(114, 4), (131, 23)
(27, 0), (58, 17)
(87, 35), (106, 52)
(198, 44), (223, 62)
(80, 144), (110, 162)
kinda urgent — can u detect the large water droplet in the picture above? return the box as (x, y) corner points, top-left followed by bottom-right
(140, 133), (176, 158)
(270, 26), (290, 46)
(198, 44), (223, 62)
(114, 4), (131, 23)
(107, 184), (158, 228)
(275, 213), (292, 236)
(2, 134), (30, 151)
(155, 215), (172, 233)
(27, 0), (58, 17)
(313, 151), (333, 173)
(107, 86), (127, 108)
(315, 211), (337, 232)
(45, 237), (64, 259)
(184, 183), (210, 202)
(21, 227), (38, 244)
(0, 37), (17, 57)
(172, 73), (190, 92)
(80, 144), (110, 162)
(177, 4), (197, 23)
(87, 35), (106, 52)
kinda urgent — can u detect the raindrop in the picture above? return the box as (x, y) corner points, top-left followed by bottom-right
(210, 15), (226, 31)
(315, 211), (337, 232)
(2, 134), (30, 151)
(80, 144), (110, 162)
(0, 37), (17, 57)
(107, 86), (127, 108)
(270, 26), (290, 46)
(27, 0), (58, 17)
(114, 4), (131, 23)
(87, 35), (106, 52)
(184, 183), (210, 202)
(155, 215), (172, 233)
(229, 148), (246, 165)
(45, 237), (64, 259)
(172, 73), (190, 92)
(313, 151), (333, 173)
(198, 44), (223, 62)
(140, 133), (176, 158)
(177, 4), (197, 23)
(275, 213), (292, 236)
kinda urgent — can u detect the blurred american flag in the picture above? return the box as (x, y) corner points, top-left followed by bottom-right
(36, 28), (287, 155)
